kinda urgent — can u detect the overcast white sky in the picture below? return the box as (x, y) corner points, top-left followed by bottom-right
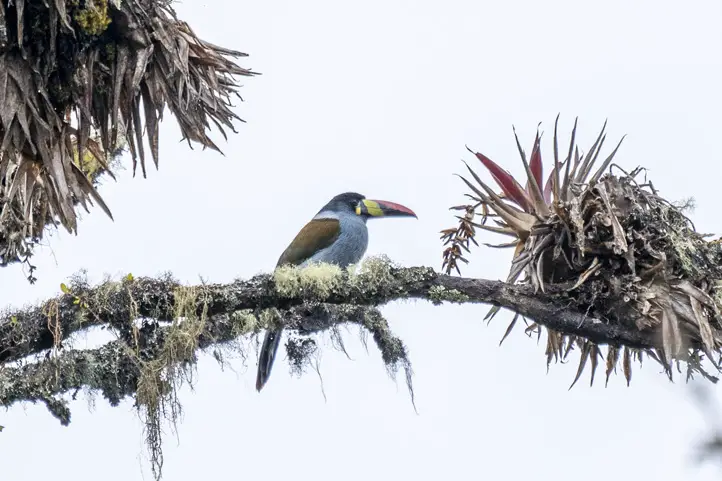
(1, 0), (722, 479)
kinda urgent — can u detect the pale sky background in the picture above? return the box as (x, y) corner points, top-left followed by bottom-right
(1, 0), (722, 479)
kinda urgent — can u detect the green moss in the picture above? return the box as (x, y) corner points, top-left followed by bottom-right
(273, 263), (343, 298)
(272, 256), (435, 306)
(427, 285), (470, 305)
(257, 308), (281, 330)
(73, 0), (112, 36)
(351, 255), (397, 290)
(230, 309), (258, 335)
(352, 256), (435, 301)
(670, 230), (703, 278)
(273, 256), (405, 299)
(136, 285), (209, 479)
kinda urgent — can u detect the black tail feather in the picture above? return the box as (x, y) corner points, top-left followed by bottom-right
(256, 327), (283, 391)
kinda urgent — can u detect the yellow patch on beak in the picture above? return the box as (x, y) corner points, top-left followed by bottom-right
(358, 199), (384, 217)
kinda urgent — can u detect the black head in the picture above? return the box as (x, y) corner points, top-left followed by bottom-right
(319, 192), (366, 215)
(317, 191), (417, 220)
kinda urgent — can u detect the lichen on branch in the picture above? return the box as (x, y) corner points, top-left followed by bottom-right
(0, 254), (710, 409)
(1, 253), (720, 479)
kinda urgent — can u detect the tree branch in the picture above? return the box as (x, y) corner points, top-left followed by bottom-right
(0, 257), (660, 423)
(0, 303), (396, 424)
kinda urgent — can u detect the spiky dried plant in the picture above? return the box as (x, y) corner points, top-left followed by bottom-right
(442, 116), (722, 386)
(0, 0), (255, 275)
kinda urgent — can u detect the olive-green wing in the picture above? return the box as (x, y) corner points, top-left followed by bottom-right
(276, 218), (341, 267)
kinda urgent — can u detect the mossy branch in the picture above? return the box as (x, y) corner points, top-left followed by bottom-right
(4, 255), (710, 421)
(0, 256), (705, 479)
(0, 258), (657, 371)
(0, 302), (398, 425)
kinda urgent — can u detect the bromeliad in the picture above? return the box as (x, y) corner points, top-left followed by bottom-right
(444, 117), (625, 287)
(442, 116), (722, 387)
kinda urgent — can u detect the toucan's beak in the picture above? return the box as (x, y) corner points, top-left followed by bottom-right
(356, 199), (417, 218)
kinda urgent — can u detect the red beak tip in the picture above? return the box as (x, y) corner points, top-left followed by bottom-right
(376, 200), (417, 217)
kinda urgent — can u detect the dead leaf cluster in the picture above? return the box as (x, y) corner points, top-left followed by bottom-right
(0, 0), (255, 275)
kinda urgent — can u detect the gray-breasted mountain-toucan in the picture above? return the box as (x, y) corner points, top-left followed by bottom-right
(255, 192), (417, 391)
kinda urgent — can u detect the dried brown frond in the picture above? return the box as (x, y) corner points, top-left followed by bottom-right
(447, 116), (722, 386)
(441, 203), (485, 275)
(0, 0), (255, 275)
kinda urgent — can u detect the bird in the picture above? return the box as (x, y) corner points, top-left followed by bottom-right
(255, 191), (417, 392)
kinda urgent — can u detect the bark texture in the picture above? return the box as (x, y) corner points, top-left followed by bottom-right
(0, 258), (663, 422)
